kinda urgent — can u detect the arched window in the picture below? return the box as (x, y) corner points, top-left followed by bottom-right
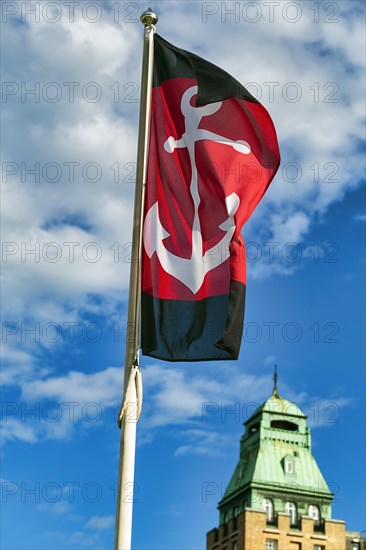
(308, 504), (320, 520)
(285, 501), (297, 526)
(262, 498), (274, 522)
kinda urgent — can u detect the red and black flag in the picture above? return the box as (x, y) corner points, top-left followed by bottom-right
(141, 34), (280, 361)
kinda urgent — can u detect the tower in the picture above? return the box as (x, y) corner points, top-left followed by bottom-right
(206, 378), (346, 550)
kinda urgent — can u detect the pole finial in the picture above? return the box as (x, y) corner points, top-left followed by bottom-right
(273, 364), (279, 397)
(140, 8), (158, 27)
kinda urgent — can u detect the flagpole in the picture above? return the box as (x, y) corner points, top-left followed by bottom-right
(114, 8), (158, 550)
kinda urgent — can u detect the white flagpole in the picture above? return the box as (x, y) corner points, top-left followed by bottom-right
(114, 8), (158, 550)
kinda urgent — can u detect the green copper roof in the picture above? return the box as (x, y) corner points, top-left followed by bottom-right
(249, 393), (306, 421)
(224, 441), (332, 500)
(220, 391), (333, 509)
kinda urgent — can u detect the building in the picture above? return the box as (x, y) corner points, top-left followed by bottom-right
(206, 378), (351, 550)
(346, 532), (366, 550)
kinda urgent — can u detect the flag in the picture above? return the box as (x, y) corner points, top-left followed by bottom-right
(141, 34), (280, 361)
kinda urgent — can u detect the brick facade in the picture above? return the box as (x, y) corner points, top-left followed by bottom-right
(346, 532), (366, 550)
(207, 508), (346, 550)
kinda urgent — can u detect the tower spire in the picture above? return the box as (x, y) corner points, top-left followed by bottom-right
(273, 364), (279, 397)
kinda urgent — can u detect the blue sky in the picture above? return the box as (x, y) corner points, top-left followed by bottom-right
(1, 1), (365, 549)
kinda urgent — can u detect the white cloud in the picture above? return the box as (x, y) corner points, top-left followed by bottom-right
(271, 212), (311, 244)
(37, 499), (73, 517)
(1, 1), (364, 447)
(1, 345), (37, 385)
(66, 530), (102, 548)
(1, 362), (350, 446)
(1, 418), (38, 444)
(86, 515), (114, 531)
(22, 366), (122, 402)
(1, 367), (122, 444)
(2, 0), (364, 320)
(174, 429), (233, 457)
(305, 397), (353, 429)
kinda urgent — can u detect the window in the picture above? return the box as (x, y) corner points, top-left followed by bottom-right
(249, 422), (260, 434)
(313, 546), (325, 550)
(266, 540), (278, 550)
(308, 504), (320, 520)
(262, 498), (274, 522)
(270, 419), (298, 431)
(285, 501), (297, 526)
(232, 544), (238, 550)
(352, 544), (360, 550)
(285, 459), (295, 474)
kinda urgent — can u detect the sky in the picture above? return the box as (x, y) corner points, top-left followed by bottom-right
(1, 0), (365, 549)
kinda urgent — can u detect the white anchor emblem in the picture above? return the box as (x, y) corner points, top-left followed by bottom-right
(143, 85), (251, 294)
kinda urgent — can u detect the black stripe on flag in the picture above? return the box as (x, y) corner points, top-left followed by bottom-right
(141, 281), (245, 361)
(153, 34), (259, 106)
